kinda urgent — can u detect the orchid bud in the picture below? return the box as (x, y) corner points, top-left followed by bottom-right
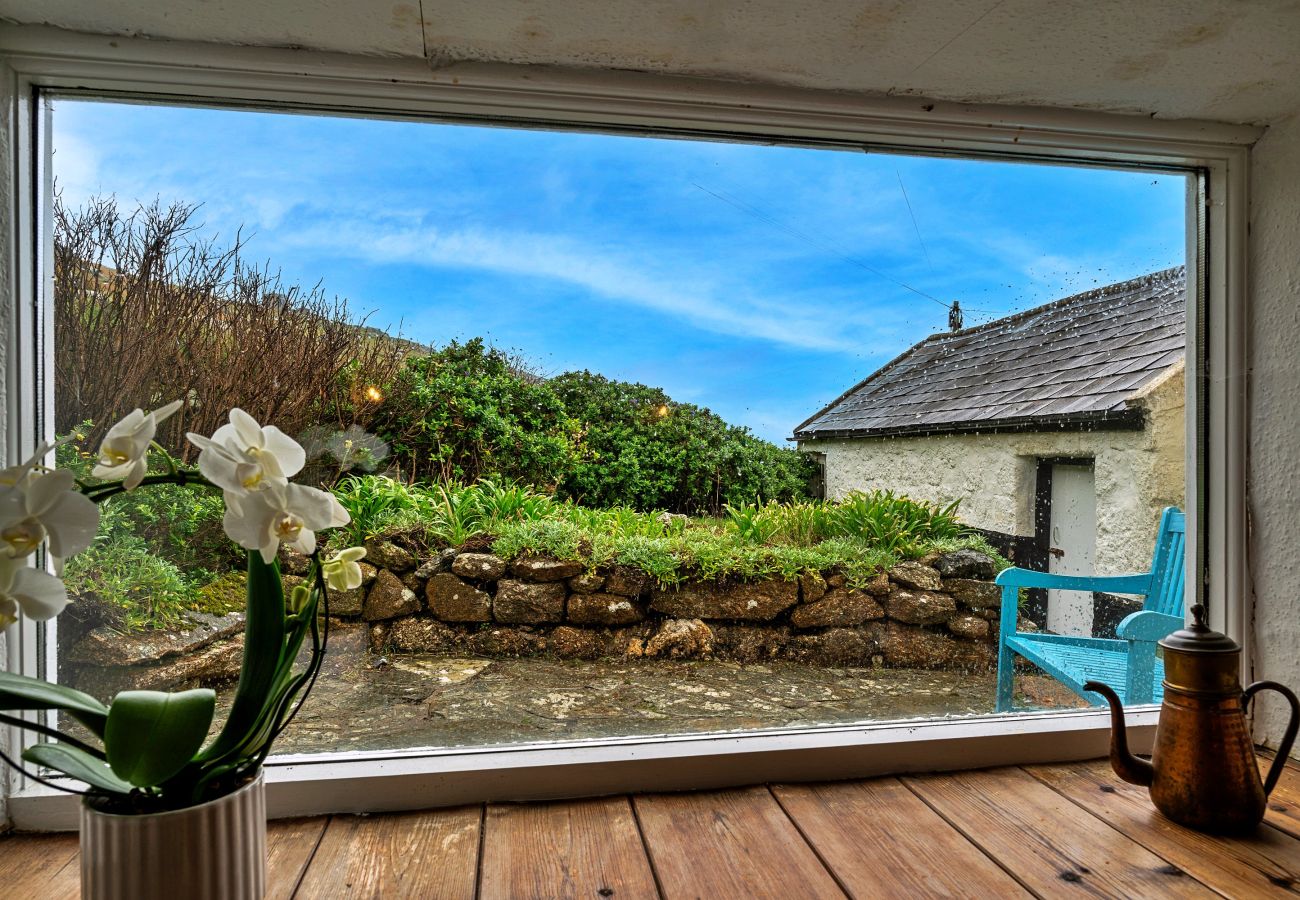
(287, 583), (312, 616)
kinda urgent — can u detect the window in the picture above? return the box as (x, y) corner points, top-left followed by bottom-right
(0, 30), (1254, 824)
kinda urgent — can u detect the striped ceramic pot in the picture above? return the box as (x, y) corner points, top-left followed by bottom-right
(79, 772), (266, 900)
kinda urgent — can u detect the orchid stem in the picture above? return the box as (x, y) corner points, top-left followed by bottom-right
(81, 470), (216, 504)
(0, 746), (92, 797)
(0, 713), (106, 759)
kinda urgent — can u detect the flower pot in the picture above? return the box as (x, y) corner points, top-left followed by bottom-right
(79, 772), (266, 900)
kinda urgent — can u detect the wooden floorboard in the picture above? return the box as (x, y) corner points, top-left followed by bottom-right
(0, 831), (80, 900)
(479, 796), (658, 900)
(905, 766), (1219, 897)
(266, 816), (331, 900)
(11, 757), (1300, 897)
(772, 778), (1031, 899)
(291, 806), (481, 899)
(1266, 756), (1300, 840)
(1031, 759), (1300, 897)
(634, 786), (846, 899)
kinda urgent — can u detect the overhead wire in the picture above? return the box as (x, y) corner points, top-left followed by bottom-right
(895, 168), (935, 274)
(691, 182), (953, 309)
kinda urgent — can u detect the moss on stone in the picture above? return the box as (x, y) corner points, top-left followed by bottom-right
(190, 571), (248, 616)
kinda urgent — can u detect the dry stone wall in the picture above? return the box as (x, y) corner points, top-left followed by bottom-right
(352, 539), (1012, 671)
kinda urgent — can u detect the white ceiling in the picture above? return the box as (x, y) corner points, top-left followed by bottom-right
(3, 0), (1300, 125)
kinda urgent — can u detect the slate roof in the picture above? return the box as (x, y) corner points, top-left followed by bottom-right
(793, 267), (1186, 441)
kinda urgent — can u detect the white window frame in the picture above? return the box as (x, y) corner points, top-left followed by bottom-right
(0, 26), (1257, 830)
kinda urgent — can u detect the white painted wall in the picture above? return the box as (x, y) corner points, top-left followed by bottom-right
(1248, 113), (1300, 749)
(802, 366), (1186, 576)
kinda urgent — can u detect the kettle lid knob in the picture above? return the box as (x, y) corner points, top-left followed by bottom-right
(1159, 604), (1240, 654)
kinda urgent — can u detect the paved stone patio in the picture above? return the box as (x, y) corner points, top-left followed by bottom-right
(242, 623), (1086, 756)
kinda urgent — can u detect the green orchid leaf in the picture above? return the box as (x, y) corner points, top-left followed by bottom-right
(198, 551), (285, 762)
(0, 671), (109, 737)
(24, 742), (133, 795)
(104, 689), (216, 788)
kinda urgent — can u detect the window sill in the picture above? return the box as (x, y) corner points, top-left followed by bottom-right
(7, 706), (1157, 831)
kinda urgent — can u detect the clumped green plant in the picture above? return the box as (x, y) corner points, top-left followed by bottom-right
(332, 473), (443, 545)
(365, 345), (817, 516)
(333, 475), (558, 548)
(62, 536), (194, 631)
(367, 478), (1001, 589)
(725, 491), (963, 555)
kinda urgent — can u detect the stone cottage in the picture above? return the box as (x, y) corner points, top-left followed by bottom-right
(794, 268), (1186, 636)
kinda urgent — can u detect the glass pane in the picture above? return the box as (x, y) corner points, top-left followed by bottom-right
(48, 98), (1187, 756)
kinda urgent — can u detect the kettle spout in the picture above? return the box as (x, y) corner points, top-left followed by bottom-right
(1084, 680), (1154, 787)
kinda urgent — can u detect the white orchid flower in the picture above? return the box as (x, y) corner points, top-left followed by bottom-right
(322, 547), (366, 592)
(92, 400), (183, 490)
(0, 441), (58, 494)
(0, 557), (70, 627)
(0, 466), (99, 560)
(187, 409), (306, 497)
(222, 482), (350, 564)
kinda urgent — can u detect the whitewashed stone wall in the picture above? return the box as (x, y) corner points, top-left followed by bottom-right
(800, 363), (1185, 576)
(1249, 113), (1300, 750)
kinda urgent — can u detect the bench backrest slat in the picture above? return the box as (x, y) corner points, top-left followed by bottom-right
(1144, 507), (1186, 617)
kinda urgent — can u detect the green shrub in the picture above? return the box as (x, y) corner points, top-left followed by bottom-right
(373, 339), (578, 487)
(370, 350), (816, 515)
(549, 371), (815, 514)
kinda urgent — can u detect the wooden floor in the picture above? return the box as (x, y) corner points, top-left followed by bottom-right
(6, 755), (1300, 898)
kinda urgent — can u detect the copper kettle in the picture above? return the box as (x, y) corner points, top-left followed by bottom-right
(1085, 604), (1300, 833)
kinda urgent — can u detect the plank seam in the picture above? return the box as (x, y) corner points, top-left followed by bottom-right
(627, 795), (667, 900)
(51, 847), (82, 891)
(288, 815), (332, 900)
(1022, 764), (1276, 900)
(766, 784), (852, 899)
(899, 772), (1043, 899)
(473, 804), (487, 900)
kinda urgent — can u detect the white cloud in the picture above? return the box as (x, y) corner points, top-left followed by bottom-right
(282, 218), (899, 355)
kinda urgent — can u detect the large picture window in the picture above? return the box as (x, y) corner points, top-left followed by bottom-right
(0, 32), (1253, 823)
(46, 98), (1191, 759)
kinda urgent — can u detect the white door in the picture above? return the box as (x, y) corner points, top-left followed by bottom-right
(1047, 462), (1097, 636)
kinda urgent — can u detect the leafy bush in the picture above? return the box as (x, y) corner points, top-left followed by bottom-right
(373, 339), (578, 487)
(368, 348), (816, 515)
(549, 371), (815, 514)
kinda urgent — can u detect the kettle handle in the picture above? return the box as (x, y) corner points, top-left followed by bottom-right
(1244, 680), (1300, 797)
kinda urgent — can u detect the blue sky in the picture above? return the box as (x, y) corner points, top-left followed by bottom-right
(53, 101), (1186, 443)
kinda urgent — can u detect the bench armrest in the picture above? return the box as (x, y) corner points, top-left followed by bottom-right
(1116, 610), (1184, 642)
(994, 567), (1152, 595)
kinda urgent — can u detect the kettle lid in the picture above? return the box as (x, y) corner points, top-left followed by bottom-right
(1159, 604), (1240, 654)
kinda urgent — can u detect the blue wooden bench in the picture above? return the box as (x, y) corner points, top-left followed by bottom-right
(995, 506), (1185, 712)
